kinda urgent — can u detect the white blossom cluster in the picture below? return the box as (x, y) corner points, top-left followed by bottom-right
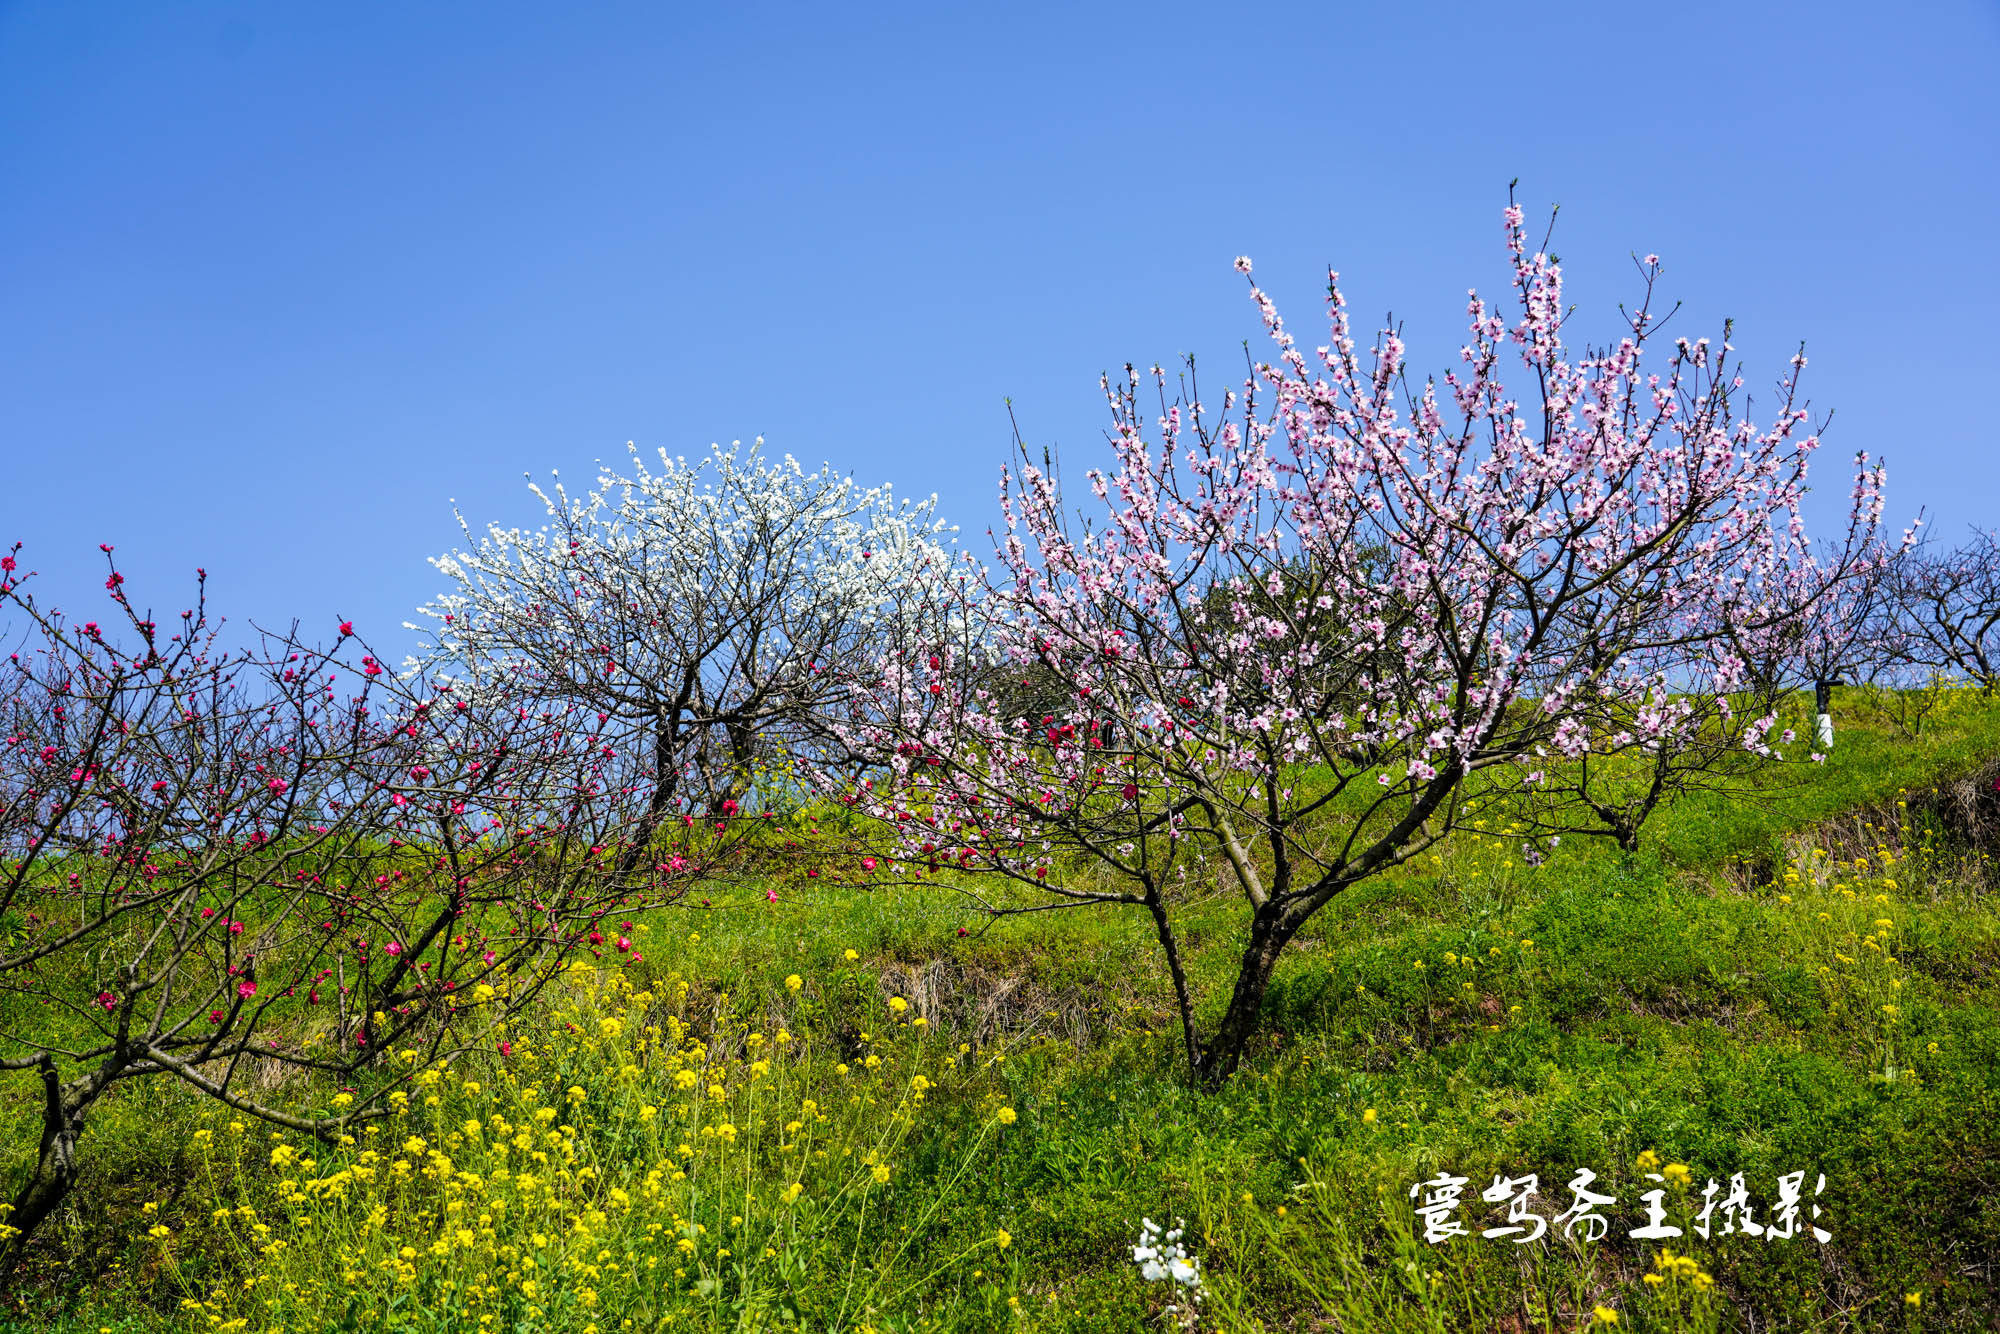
(1132, 1216), (1204, 1322)
(415, 438), (961, 686)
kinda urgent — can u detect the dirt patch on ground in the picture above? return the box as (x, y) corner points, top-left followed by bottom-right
(1913, 755), (2000, 859)
(1716, 755), (2000, 896)
(872, 955), (1137, 1051)
(1809, 754), (2000, 873)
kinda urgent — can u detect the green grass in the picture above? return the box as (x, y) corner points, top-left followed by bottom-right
(6, 688), (2000, 1331)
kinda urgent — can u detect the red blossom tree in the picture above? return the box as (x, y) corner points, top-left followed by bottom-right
(0, 549), (726, 1269)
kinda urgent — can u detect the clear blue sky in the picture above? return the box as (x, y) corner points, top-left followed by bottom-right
(4, 2), (1996, 658)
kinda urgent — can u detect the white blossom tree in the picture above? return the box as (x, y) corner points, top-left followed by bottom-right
(416, 440), (959, 871)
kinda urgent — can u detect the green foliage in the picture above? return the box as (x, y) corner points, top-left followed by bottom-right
(6, 690), (2000, 1331)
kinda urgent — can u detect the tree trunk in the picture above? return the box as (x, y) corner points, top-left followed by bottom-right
(714, 717), (756, 810)
(1, 1057), (94, 1281)
(616, 713), (681, 879)
(1142, 892), (1202, 1079)
(1195, 906), (1297, 1087)
(1590, 800), (1642, 855)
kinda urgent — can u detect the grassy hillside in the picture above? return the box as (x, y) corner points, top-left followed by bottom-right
(5, 689), (2000, 1332)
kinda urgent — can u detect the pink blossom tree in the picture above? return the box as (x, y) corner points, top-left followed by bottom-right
(1495, 525), (1901, 849)
(818, 196), (1888, 1084)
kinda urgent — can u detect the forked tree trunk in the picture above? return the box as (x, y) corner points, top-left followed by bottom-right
(1194, 905), (1300, 1087)
(1589, 800), (1643, 854)
(1, 1056), (97, 1281)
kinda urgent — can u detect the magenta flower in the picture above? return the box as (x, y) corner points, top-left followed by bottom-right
(237, 981), (256, 999)
(383, 942), (403, 957)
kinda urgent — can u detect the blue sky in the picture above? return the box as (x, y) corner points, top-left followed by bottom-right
(4, 2), (1996, 657)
